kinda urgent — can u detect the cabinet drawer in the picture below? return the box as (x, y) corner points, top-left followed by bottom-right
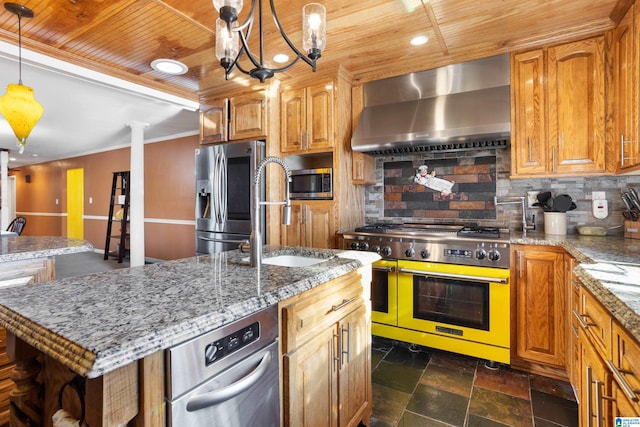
(281, 270), (364, 354)
(612, 322), (640, 411)
(578, 288), (611, 360)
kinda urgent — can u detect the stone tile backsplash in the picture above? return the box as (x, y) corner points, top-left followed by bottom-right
(363, 147), (640, 234)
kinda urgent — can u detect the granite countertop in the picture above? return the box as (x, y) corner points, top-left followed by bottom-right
(0, 246), (380, 378)
(513, 231), (640, 342)
(0, 236), (93, 263)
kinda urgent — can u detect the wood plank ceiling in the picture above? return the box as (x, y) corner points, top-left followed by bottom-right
(0, 0), (627, 103)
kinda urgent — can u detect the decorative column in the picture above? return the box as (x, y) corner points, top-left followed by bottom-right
(1, 150), (8, 231)
(127, 122), (148, 267)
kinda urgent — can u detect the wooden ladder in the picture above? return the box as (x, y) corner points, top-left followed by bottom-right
(104, 171), (130, 263)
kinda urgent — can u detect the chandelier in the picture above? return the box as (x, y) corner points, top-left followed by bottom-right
(0, 3), (44, 154)
(213, 0), (326, 83)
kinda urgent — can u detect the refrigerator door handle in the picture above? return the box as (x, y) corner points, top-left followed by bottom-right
(220, 149), (227, 223)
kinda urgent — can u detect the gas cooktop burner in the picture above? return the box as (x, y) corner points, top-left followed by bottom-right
(354, 223), (403, 233)
(457, 226), (501, 239)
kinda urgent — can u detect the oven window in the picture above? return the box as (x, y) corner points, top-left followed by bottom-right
(371, 269), (389, 313)
(413, 276), (489, 331)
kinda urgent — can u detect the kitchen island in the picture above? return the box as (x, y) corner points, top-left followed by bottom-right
(0, 246), (379, 426)
(0, 236), (93, 425)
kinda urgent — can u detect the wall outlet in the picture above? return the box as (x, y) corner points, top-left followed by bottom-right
(592, 191), (606, 200)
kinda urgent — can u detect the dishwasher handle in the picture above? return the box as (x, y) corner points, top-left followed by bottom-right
(186, 350), (272, 411)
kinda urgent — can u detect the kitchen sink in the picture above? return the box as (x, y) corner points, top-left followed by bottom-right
(261, 255), (328, 267)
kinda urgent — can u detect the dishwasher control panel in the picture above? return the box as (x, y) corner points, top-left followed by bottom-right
(204, 321), (260, 366)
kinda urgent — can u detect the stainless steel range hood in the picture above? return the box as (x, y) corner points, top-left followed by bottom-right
(351, 54), (511, 154)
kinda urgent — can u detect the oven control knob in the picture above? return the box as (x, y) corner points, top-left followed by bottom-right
(350, 242), (359, 250)
(381, 246), (392, 257)
(488, 249), (501, 262)
(420, 249), (430, 259)
(204, 343), (218, 364)
(475, 249), (487, 260)
(405, 247), (415, 258)
(371, 246), (381, 254)
(359, 242), (370, 251)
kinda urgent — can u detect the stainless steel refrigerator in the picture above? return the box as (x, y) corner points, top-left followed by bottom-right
(195, 140), (265, 254)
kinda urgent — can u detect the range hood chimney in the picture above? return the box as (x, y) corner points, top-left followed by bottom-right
(351, 54), (511, 154)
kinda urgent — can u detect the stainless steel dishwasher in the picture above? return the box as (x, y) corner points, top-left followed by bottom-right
(166, 305), (279, 426)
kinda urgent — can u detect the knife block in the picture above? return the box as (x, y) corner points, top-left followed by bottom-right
(624, 221), (640, 239)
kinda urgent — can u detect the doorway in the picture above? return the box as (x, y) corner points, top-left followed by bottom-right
(67, 168), (84, 239)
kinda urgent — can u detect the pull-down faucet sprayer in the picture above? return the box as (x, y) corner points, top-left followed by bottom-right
(250, 157), (292, 267)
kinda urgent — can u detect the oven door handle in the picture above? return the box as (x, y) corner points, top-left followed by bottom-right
(372, 266), (395, 273)
(397, 268), (508, 284)
(186, 351), (272, 411)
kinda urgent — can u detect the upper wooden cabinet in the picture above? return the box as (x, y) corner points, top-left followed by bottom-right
(229, 91), (268, 140)
(548, 37), (606, 175)
(200, 91), (267, 144)
(511, 50), (547, 176)
(511, 36), (606, 177)
(613, 4), (640, 172)
(281, 81), (334, 153)
(200, 99), (227, 144)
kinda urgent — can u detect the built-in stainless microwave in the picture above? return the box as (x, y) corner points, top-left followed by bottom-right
(289, 168), (333, 200)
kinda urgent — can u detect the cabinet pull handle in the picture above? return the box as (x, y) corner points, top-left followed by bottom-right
(305, 130), (309, 150)
(341, 322), (351, 366)
(571, 324), (579, 338)
(528, 137), (533, 163)
(332, 297), (356, 312)
(552, 146), (557, 172)
(622, 134), (626, 166)
(605, 359), (640, 402)
(573, 310), (596, 329)
(571, 278), (581, 290)
(586, 366), (593, 425)
(333, 332), (341, 369)
(299, 131), (304, 150)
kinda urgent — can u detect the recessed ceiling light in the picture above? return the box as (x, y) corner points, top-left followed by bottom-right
(273, 54), (290, 64)
(9, 157), (16, 161)
(410, 35), (429, 46)
(150, 59), (188, 75)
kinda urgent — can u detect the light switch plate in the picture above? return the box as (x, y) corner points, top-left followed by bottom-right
(592, 191), (606, 200)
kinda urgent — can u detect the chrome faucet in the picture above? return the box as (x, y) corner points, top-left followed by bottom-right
(494, 196), (536, 236)
(250, 156), (292, 267)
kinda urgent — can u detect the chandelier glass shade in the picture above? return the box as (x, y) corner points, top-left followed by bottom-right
(0, 3), (43, 154)
(213, 0), (327, 82)
(0, 84), (44, 153)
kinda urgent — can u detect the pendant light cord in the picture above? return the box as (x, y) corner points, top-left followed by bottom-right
(17, 12), (22, 85)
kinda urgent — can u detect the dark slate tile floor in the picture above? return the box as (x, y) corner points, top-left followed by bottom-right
(369, 337), (578, 427)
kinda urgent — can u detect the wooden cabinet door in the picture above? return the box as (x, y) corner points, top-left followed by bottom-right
(305, 202), (335, 249)
(615, 5), (640, 171)
(515, 247), (566, 368)
(200, 101), (228, 144)
(580, 330), (612, 427)
(0, 327), (11, 426)
(306, 82), (334, 151)
(352, 152), (376, 184)
(548, 37), (606, 174)
(283, 326), (338, 427)
(281, 88), (306, 153)
(229, 91), (267, 140)
(511, 50), (547, 176)
(338, 304), (370, 427)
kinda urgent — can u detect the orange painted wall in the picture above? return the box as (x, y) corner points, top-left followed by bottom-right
(9, 134), (199, 260)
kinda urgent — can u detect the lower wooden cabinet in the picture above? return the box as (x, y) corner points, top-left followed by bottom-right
(280, 269), (372, 427)
(512, 245), (567, 378)
(574, 280), (640, 425)
(281, 202), (336, 249)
